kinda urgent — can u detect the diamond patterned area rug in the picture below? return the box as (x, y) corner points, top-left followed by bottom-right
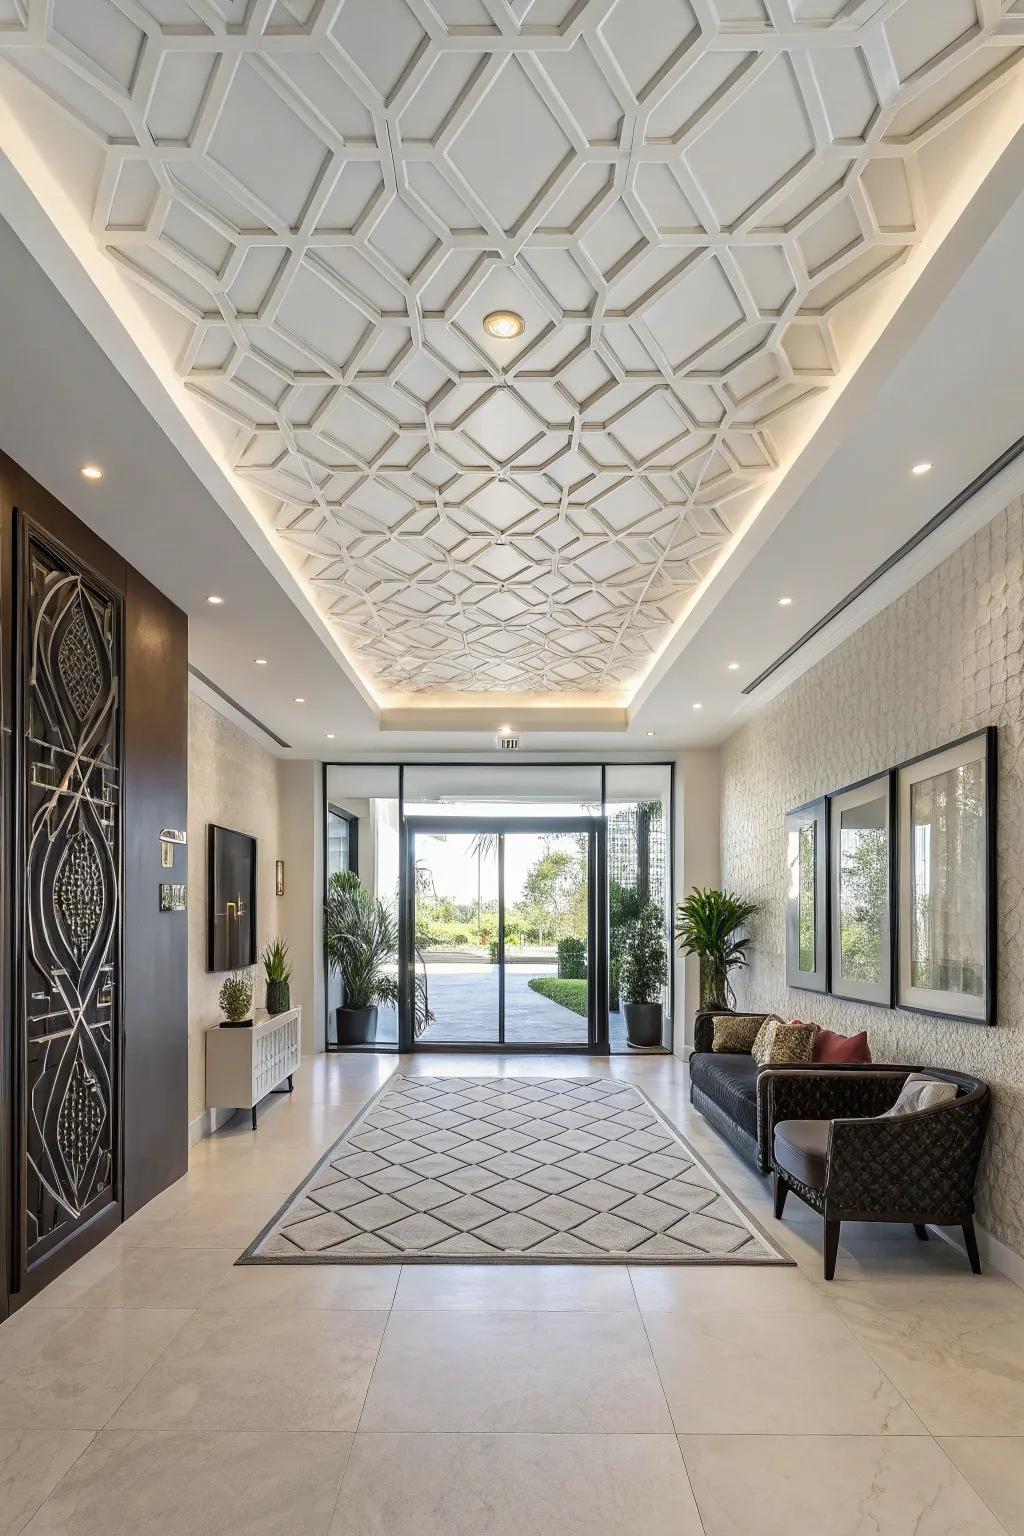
(241, 1077), (791, 1266)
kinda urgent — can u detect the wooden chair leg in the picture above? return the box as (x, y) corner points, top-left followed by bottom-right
(773, 1172), (788, 1219)
(914, 1224), (929, 1241)
(962, 1218), (982, 1275)
(823, 1218), (841, 1281)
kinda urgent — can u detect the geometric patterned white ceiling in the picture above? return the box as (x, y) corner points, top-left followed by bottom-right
(1, 0), (1022, 695)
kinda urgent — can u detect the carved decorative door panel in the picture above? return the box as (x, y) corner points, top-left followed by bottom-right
(18, 525), (122, 1276)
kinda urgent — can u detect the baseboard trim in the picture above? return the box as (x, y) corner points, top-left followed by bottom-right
(188, 1106), (236, 1145)
(927, 1220), (1024, 1292)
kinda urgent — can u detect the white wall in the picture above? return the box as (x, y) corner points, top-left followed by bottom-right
(673, 750), (722, 1057)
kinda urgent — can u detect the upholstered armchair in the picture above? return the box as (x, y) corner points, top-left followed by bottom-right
(763, 1066), (991, 1280)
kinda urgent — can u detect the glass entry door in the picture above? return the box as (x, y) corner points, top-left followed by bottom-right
(409, 820), (596, 1049)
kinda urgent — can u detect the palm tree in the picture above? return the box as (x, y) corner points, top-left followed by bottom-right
(468, 831), (498, 941)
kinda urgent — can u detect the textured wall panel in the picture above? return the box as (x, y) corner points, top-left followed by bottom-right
(721, 497), (1024, 1258)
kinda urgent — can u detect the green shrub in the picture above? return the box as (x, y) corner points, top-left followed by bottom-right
(557, 936), (587, 980)
(528, 977), (588, 1018)
(219, 970), (253, 1023)
(621, 903), (668, 1006)
(489, 939), (499, 965)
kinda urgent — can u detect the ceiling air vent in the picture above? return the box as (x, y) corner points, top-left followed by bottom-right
(496, 730), (519, 751)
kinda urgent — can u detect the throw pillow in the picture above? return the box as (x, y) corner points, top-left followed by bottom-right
(711, 1014), (765, 1053)
(812, 1027), (872, 1064)
(752, 1019), (816, 1067)
(884, 1073), (959, 1117)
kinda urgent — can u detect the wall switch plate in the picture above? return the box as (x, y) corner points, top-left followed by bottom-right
(161, 841), (174, 867)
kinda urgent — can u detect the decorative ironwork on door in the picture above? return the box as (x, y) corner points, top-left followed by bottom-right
(20, 529), (121, 1267)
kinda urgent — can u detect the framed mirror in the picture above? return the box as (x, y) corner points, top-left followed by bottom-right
(785, 798), (827, 992)
(896, 728), (995, 1024)
(829, 772), (894, 1007)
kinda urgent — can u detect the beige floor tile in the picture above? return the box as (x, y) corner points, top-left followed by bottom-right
(940, 1437), (1024, 1535)
(0, 1310), (82, 1376)
(20, 1430), (352, 1536)
(679, 1434), (1008, 1535)
(108, 1306), (388, 1431)
(393, 1263), (637, 1312)
(0, 1430), (93, 1536)
(203, 1262), (399, 1311)
(629, 1264), (827, 1313)
(329, 1432), (701, 1535)
(839, 1306), (1024, 1435)
(359, 1309), (671, 1432)
(34, 1246), (235, 1311)
(0, 1310), (192, 1430)
(644, 1309), (924, 1434)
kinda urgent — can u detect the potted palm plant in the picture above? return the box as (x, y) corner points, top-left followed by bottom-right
(621, 902), (669, 1048)
(323, 872), (433, 1044)
(674, 887), (759, 1010)
(262, 936), (292, 1014)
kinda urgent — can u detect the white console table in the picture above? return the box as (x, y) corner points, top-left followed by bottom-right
(205, 1006), (301, 1129)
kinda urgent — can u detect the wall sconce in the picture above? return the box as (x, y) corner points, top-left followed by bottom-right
(275, 860), (285, 897)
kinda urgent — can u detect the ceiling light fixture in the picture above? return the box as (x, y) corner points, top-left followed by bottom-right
(207, 594), (224, 606)
(80, 463), (103, 481)
(483, 311), (525, 340)
(728, 662), (740, 671)
(254, 657), (268, 666)
(325, 733), (335, 740)
(294, 697), (305, 704)
(646, 730), (655, 737)
(912, 461), (933, 476)
(692, 702), (702, 710)
(778, 596), (793, 606)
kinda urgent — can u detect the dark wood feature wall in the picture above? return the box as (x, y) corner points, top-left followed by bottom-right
(0, 451), (188, 1314)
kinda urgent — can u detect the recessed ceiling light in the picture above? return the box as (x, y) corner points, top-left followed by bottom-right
(207, 594), (224, 606)
(294, 697), (305, 704)
(80, 464), (103, 481)
(692, 702), (702, 710)
(778, 596), (793, 606)
(646, 730), (656, 737)
(254, 657), (268, 666)
(325, 733), (335, 740)
(912, 461), (933, 476)
(728, 662), (740, 671)
(483, 311), (525, 340)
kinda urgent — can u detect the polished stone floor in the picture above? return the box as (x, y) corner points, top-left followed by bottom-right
(1, 1052), (1023, 1535)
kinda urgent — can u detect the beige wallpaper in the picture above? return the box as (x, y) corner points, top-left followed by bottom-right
(187, 693), (282, 1123)
(721, 497), (1024, 1259)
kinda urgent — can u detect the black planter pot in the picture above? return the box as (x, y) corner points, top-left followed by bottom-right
(623, 1002), (663, 1049)
(336, 1004), (378, 1045)
(266, 980), (291, 1015)
(221, 1017), (253, 1029)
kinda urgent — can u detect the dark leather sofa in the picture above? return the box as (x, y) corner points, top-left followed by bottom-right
(688, 1009), (912, 1176)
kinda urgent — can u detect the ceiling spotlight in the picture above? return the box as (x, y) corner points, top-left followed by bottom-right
(728, 662), (740, 671)
(483, 311), (525, 340)
(294, 697), (305, 704)
(325, 733), (335, 740)
(207, 594), (224, 606)
(912, 461), (933, 476)
(254, 657), (268, 666)
(778, 596), (793, 606)
(692, 702), (703, 710)
(646, 730), (656, 737)
(80, 464), (103, 481)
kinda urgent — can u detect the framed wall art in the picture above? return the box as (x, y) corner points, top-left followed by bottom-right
(828, 772), (895, 1007)
(207, 824), (258, 972)
(895, 728), (996, 1024)
(785, 798), (827, 992)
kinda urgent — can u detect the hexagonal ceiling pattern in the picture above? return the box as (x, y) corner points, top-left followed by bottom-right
(0, 0), (1021, 696)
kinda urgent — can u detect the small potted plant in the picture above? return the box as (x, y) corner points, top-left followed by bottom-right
(621, 903), (668, 1048)
(262, 936), (292, 1014)
(674, 887), (759, 1011)
(219, 969), (254, 1028)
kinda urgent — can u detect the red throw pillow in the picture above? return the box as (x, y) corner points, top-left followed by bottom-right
(812, 1027), (871, 1064)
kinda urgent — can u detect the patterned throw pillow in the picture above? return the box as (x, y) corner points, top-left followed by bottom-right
(711, 1014), (766, 1053)
(883, 1073), (959, 1117)
(752, 1019), (816, 1068)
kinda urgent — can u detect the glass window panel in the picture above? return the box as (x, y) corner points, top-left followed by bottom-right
(838, 796), (887, 985)
(325, 765), (400, 1047)
(909, 757), (986, 999)
(404, 763), (601, 817)
(605, 764), (671, 1049)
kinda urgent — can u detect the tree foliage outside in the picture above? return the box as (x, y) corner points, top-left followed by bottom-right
(838, 825), (887, 983)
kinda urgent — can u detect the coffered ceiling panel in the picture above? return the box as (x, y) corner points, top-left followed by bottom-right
(0, 0), (1021, 698)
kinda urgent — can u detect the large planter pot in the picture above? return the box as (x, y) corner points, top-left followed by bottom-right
(335, 1004), (378, 1045)
(623, 1002), (663, 1049)
(266, 980), (291, 1015)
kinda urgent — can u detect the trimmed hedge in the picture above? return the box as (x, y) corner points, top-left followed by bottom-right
(556, 936), (587, 980)
(528, 977), (588, 1018)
